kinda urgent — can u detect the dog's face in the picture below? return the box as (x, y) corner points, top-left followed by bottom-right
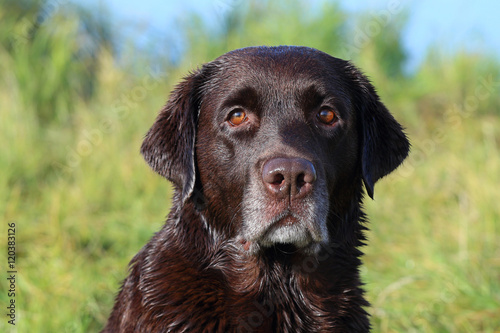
(141, 46), (409, 255)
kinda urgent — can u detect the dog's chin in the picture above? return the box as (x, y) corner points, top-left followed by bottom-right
(258, 222), (314, 249)
(241, 224), (324, 256)
(239, 211), (329, 256)
(258, 239), (323, 257)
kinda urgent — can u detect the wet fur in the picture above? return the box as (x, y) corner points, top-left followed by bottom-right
(102, 46), (409, 332)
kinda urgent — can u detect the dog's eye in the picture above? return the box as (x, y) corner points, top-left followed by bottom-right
(317, 109), (338, 125)
(228, 109), (248, 126)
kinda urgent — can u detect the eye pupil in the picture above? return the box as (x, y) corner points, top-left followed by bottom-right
(318, 109), (337, 125)
(229, 110), (247, 126)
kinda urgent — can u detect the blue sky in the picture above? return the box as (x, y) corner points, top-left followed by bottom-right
(79, 0), (500, 70)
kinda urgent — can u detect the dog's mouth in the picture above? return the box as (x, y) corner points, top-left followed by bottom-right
(258, 210), (315, 247)
(240, 209), (327, 255)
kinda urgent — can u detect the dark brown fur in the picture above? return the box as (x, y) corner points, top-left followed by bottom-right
(102, 46), (410, 332)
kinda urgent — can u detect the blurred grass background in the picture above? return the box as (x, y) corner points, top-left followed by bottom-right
(0, 0), (499, 332)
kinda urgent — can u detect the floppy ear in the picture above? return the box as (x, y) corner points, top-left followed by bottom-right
(354, 72), (410, 199)
(140, 71), (201, 203)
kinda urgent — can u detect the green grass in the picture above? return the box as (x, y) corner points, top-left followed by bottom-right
(363, 117), (500, 332)
(1, 1), (499, 332)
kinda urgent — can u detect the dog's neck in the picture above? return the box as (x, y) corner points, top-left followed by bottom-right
(173, 189), (367, 290)
(143, 191), (370, 331)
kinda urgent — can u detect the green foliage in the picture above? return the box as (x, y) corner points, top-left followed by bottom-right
(182, 0), (348, 66)
(0, 0), (114, 125)
(1, 0), (499, 331)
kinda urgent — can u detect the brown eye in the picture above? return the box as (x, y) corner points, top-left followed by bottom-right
(317, 109), (338, 125)
(228, 109), (247, 126)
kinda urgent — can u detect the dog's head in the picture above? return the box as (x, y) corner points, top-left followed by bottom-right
(141, 46), (409, 255)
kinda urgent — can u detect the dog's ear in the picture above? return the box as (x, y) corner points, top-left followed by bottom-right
(349, 66), (410, 199)
(141, 71), (201, 203)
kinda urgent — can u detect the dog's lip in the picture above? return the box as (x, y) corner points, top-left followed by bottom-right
(276, 215), (297, 227)
(256, 210), (317, 247)
(239, 206), (328, 254)
(239, 210), (298, 245)
(271, 209), (298, 226)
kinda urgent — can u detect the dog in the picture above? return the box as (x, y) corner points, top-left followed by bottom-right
(102, 46), (410, 332)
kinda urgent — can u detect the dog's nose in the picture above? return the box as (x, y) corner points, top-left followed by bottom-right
(262, 157), (316, 200)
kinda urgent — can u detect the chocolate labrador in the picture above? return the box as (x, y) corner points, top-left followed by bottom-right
(102, 46), (410, 332)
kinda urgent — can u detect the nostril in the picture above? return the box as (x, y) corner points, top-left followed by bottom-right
(271, 173), (285, 186)
(296, 173), (306, 188)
